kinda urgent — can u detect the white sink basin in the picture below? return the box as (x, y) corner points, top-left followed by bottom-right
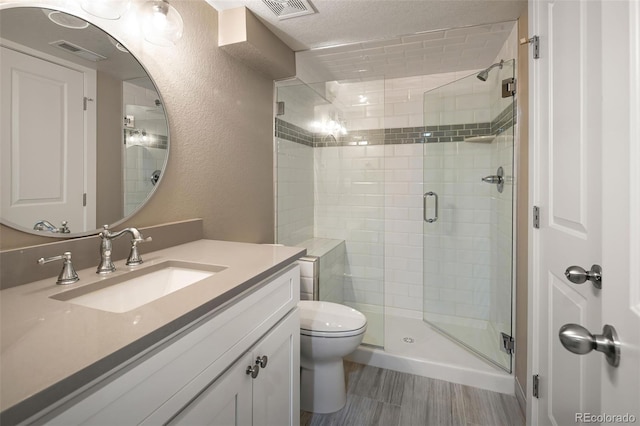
(51, 261), (227, 313)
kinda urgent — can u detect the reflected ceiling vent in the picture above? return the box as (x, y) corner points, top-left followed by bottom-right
(49, 40), (107, 62)
(262, 0), (316, 20)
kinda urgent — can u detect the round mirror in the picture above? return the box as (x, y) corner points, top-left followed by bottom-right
(0, 6), (169, 237)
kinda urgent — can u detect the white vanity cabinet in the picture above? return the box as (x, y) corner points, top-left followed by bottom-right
(169, 311), (299, 426)
(34, 264), (300, 426)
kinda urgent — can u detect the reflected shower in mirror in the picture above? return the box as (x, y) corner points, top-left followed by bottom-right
(0, 6), (169, 237)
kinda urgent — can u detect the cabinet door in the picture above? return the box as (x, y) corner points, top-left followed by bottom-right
(252, 309), (300, 426)
(169, 353), (253, 426)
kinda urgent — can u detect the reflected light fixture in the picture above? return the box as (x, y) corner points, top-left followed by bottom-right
(81, 0), (131, 20)
(108, 36), (129, 53)
(43, 9), (90, 29)
(141, 0), (184, 47)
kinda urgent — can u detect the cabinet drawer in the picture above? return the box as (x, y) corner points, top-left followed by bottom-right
(38, 264), (300, 425)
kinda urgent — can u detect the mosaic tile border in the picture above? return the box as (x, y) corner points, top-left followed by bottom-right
(124, 131), (169, 149)
(276, 101), (515, 148)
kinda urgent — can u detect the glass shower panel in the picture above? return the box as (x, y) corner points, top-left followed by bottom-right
(422, 60), (515, 372)
(275, 80), (327, 246)
(275, 78), (385, 348)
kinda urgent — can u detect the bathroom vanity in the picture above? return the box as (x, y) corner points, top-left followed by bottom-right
(0, 240), (304, 425)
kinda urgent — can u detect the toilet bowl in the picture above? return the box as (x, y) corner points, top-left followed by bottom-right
(298, 300), (367, 413)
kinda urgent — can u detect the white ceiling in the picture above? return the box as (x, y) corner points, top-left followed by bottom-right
(206, 0), (525, 81)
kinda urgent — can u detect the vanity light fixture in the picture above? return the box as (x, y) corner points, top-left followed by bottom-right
(81, 0), (131, 20)
(141, 0), (184, 47)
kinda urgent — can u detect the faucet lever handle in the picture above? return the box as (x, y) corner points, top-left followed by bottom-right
(38, 252), (79, 285)
(126, 236), (152, 266)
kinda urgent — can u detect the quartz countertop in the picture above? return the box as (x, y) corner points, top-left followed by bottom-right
(0, 239), (305, 422)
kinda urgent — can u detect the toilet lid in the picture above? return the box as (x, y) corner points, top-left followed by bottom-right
(298, 301), (367, 337)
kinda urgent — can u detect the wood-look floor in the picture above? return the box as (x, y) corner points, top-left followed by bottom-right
(301, 361), (525, 426)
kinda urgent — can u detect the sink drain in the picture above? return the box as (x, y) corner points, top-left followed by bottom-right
(402, 337), (415, 343)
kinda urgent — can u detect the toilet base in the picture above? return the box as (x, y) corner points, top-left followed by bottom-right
(300, 359), (346, 413)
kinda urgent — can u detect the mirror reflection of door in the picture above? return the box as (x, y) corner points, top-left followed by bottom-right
(0, 45), (96, 233)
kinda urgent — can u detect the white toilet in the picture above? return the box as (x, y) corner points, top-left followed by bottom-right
(298, 300), (367, 413)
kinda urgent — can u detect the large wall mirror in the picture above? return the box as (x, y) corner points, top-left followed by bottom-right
(0, 6), (169, 237)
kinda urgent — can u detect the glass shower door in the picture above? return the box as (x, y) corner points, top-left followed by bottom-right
(422, 60), (515, 372)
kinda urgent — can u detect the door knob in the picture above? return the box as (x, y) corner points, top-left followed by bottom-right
(564, 264), (602, 289)
(558, 324), (620, 367)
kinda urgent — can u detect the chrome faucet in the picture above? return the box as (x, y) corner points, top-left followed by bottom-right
(97, 225), (152, 274)
(33, 220), (70, 233)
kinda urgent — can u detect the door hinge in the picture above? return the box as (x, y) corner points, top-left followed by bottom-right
(83, 97), (94, 111)
(532, 374), (540, 398)
(533, 205), (540, 229)
(83, 193), (87, 207)
(520, 35), (540, 59)
(500, 332), (514, 355)
(276, 101), (285, 116)
(502, 78), (516, 98)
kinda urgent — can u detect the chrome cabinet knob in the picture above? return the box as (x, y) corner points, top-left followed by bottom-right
(246, 364), (260, 379)
(564, 264), (602, 289)
(255, 355), (268, 368)
(559, 324), (620, 367)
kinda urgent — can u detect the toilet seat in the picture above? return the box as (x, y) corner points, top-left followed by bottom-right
(299, 301), (367, 338)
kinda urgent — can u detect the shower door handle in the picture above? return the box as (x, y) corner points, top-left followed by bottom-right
(423, 192), (438, 223)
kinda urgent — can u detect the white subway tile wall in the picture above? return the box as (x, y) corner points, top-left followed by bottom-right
(276, 138), (314, 246)
(275, 59), (515, 330)
(123, 146), (166, 216)
(314, 146), (386, 310)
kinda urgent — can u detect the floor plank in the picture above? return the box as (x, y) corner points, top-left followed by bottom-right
(301, 361), (525, 426)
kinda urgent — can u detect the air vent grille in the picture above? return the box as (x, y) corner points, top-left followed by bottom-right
(262, 0), (316, 20)
(49, 40), (106, 62)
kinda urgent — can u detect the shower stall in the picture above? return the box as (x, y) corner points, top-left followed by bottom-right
(421, 59), (516, 372)
(275, 24), (517, 391)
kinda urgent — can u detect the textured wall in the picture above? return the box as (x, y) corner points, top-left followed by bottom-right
(0, 0), (276, 249)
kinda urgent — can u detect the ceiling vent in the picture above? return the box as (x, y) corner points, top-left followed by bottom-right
(49, 40), (106, 62)
(262, 0), (316, 20)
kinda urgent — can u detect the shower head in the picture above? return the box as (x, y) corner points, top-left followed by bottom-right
(476, 59), (504, 81)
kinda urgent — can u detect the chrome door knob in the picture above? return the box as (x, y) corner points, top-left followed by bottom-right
(564, 264), (602, 289)
(558, 324), (620, 367)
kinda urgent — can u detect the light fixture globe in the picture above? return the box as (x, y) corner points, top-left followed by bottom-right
(81, 0), (131, 20)
(141, 0), (184, 47)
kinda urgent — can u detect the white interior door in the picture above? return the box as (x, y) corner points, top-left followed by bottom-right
(530, 0), (640, 423)
(530, 0), (602, 423)
(1, 46), (86, 233)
